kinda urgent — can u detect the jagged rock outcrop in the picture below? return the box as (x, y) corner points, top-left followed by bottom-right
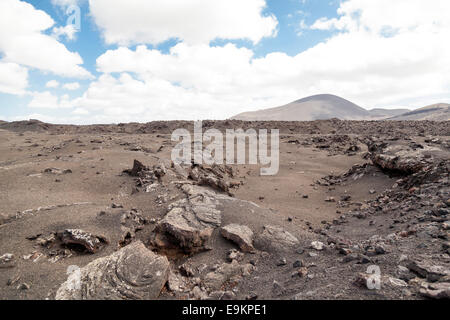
(406, 259), (450, 282)
(124, 159), (147, 177)
(0, 253), (15, 269)
(58, 229), (108, 253)
(188, 164), (234, 193)
(368, 141), (441, 174)
(124, 160), (167, 187)
(56, 241), (169, 300)
(203, 260), (254, 292)
(420, 282), (450, 299)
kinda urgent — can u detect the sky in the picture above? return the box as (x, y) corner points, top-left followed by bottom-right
(0, 0), (449, 124)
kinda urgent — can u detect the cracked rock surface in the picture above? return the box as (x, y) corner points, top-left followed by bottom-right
(56, 241), (169, 300)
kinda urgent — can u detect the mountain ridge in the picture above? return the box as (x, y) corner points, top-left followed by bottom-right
(232, 94), (370, 121)
(232, 94), (448, 121)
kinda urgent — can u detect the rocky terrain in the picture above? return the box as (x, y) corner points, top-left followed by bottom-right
(0, 119), (449, 300)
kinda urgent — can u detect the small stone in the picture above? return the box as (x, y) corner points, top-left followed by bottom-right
(0, 253), (16, 268)
(396, 264), (407, 272)
(354, 273), (378, 290)
(245, 292), (258, 300)
(359, 255), (371, 264)
(293, 260), (303, 268)
(375, 245), (386, 255)
(167, 272), (184, 292)
(272, 280), (285, 296)
(298, 267), (308, 277)
(191, 286), (208, 300)
(339, 248), (352, 256)
(7, 275), (20, 286)
(17, 283), (30, 290)
(342, 253), (359, 263)
(179, 263), (195, 277)
(443, 221), (450, 230)
(311, 241), (325, 251)
(208, 291), (236, 300)
(276, 258), (287, 266)
(389, 277), (408, 287)
(227, 249), (243, 262)
(399, 254), (408, 262)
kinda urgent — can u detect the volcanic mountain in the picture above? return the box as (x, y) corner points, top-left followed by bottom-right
(232, 94), (371, 121)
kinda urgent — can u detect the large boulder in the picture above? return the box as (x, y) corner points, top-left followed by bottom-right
(368, 141), (441, 174)
(420, 282), (450, 299)
(254, 225), (299, 253)
(221, 224), (255, 253)
(406, 259), (450, 282)
(56, 241), (169, 300)
(152, 185), (224, 253)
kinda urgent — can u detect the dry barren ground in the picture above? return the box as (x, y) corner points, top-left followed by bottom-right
(0, 119), (449, 300)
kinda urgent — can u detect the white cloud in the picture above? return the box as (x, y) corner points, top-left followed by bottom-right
(0, 0), (91, 78)
(28, 91), (75, 109)
(80, 17), (450, 122)
(89, 0), (278, 45)
(21, 0), (450, 123)
(311, 0), (450, 34)
(63, 82), (80, 90)
(51, 0), (80, 8)
(0, 61), (28, 95)
(72, 107), (89, 115)
(28, 91), (60, 109)
(52, 25), (78, 41)
(45, 80), (60, 88)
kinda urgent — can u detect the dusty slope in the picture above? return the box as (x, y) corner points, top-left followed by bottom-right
(231, 94), (411, 121)
(390, 103), (450, 121)
(367, 108), (410, 119)
(232, 94), (370, 121)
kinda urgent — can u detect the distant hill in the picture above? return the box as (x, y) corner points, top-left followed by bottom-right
(232, 94), (372, 121)
(367, 108), (410, 119)
(0, 119), (50, 132)
(388, 103), (450, 121)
